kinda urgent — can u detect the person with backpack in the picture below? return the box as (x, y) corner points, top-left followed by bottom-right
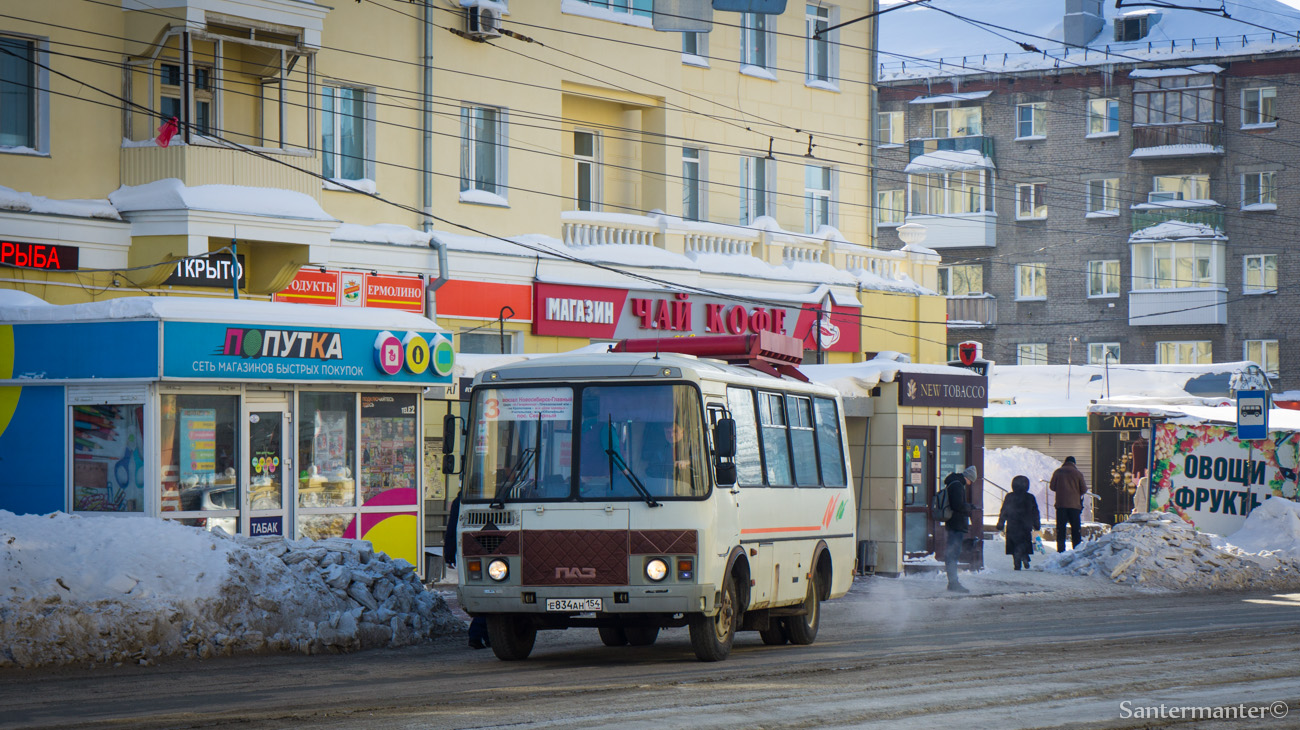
(938, 465), (978, 593)
(445, 493), (490, 650)
(996, 475), (1041, 571)
(1049, 456), (1089, 552)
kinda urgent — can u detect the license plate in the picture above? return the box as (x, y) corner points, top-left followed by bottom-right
(546, 598), (603, 612)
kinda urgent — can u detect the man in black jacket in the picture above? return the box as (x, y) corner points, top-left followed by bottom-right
(445, 494), (490, 649)
(943, 466), (978, 593)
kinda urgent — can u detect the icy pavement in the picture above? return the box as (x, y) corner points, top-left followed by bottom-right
(0, 511), (461, 669)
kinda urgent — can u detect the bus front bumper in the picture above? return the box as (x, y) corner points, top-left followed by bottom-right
(459, 583), (717, 616)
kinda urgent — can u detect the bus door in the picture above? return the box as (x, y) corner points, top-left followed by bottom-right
(902, 427), (936, 558)
(706, 402), (742, 571)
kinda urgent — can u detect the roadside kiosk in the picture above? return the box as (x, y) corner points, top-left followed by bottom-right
(0, 293), (455, 569)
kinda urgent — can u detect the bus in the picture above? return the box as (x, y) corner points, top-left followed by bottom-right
(445, 333), (856, 661)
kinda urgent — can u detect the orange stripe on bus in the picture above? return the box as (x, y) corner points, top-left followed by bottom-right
(740, 525), (821, 534)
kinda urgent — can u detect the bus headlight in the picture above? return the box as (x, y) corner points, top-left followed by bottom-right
(645, 558), (668, 582)
(487, 558), (510, 582)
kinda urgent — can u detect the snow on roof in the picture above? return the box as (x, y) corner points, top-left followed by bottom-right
(903, 149), (995, 174)
(332, 223), (433, 247)
(0, 293), (444, 331)
(804, 355), (983, 400)
(909, 90), (994, 104)
(1130, 144), (1224, 158)
(1129, 220), (1226, 241)
(1129, 64), (1225, 77)
(878, 0), (1300, 81)
(109, 178), (335, 222)
(0, 184), (121, 221)
(1092, 402), (1300, 432)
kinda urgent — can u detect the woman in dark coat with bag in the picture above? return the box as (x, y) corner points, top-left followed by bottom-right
(996, 475), (1041, 571)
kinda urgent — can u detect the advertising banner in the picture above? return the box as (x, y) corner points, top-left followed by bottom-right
(274, 268), (424, 313)
(1149, 421), (1300, 535)
(532, 282), (861, 353)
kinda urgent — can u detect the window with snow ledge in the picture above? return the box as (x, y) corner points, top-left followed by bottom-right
(1242, 172), (1276, 209)
(0, 35), (50, 155)
(1242, 203), (1276, 212)
(740, 65), (776, 81)
(1085, 132), (1119, 139)
(740, 12), (773, 73)
(682, 31), (709, 67)
(459, 188), (509, 207)
(805, 80), (839, 93)
(323, 179), (377, 194)
(1013, 135), (1045, 142)
(461, 104), (508, 203)
(322, 85), (375, 183)
(806, 4), (838, 88)
(562, 0), (652, 27)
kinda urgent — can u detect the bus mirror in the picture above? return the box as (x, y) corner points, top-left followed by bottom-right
(442, 452), (459, 476)
(903, 484), (916, 506)
(715, 461), (737, 487)
(442, 413), (458, 451)
(713, 418), (737, 458)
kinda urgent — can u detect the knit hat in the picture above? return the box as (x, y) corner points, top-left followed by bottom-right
(963, 465), (978, 482)
(1065, 456), (1076, 464)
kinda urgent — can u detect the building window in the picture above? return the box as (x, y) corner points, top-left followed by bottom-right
(877, 189), (904, 226)
(574, 130), (600, 212)
(1016, 182), (1047, 219)
(682, 31), (708, 63)
(804, 164), (833, 232)
(460, 330), (516, 355)
(1133, 73), (1221, 125)
(1088, 342), (1120, 365)
(877, 111), (903, 145)
(740, 155), (773, 225)
(321, 86), (369, 182)
(72, 403), (146, 513)
(1087, 98), (1119, 135)
(460, 105), (506, 199)
(1087, 178), (1119, 215)
(1133, 241), (1218, 289)
(161, 395), (241, 529)
(909, 170), (989, 215)
(682, 146), (704, 221)
(806, 4), (835, 85)
(1016, 102), (1046, 138)
(933, 106), (981, 138)
(1242, 171), (1276, 209)
(741, 13), (772, 70)
(1244, 340), (1279, 377)
(1087, 259), (1121, 297)
(1153, 174), (1210, 202)
(1156, 341), (1212, 365)
(1016, 263), (1046, 300)
(1243, 87), (1276, 126)
(159, 61), (213, 136)
(0, 35), (39, 149)
(939, 264), (983, 296)
(1243, 254), (1277, 293)
(1017, 343), (1048, 365)
(575, 0), (651, 18)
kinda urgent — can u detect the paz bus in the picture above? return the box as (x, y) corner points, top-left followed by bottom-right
(444, 333), (856, 661)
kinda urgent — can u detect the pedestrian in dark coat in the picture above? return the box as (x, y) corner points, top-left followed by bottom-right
(445, 494), (489, 649)
(941, 466), (977, 593)
(996, 475), (1041, 571)
(1049, 456), (1089, 551)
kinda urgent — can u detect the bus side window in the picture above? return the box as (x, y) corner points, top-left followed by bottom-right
(787, 395), (819, 486)
(813, 397), (847, 487)
(758, 392), (793, 486)
(726, 387), (764, 486)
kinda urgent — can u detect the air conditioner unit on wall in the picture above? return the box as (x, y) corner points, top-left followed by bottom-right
(1148, 191), (1184, 203)
(466, 6), (502, 40)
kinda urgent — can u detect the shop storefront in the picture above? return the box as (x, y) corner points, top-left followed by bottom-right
(0, 296), (454, 569)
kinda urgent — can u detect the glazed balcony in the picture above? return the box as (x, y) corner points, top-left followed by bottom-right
(1130, 205), (1224, 235)
(907, 135), (995, 161)
(1131, 124), (1223, 157)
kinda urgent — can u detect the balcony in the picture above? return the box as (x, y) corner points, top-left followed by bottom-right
(907, 135), (995, 161)
(121, 142), (322, 200)
(1129, 288), (1227, 326)
(901, 212), (997, 249)
(946, 294), (996, 328)
(1131, 124), (1223, 157)
(1130, 206), (1224, 235)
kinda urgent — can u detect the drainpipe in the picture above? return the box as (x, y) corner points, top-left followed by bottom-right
(868, 3), (880, 249)
(422, 0), (450, 321)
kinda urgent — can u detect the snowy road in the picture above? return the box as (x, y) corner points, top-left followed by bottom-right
(4, 577), (1300, 730)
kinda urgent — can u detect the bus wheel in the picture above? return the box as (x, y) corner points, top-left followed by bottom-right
(758, 620), (789, 646)
(598, 626), (628, 647)
(688, 575), (737, 662)
(625, 627), (659, 646)
(487, 615), (536, 661)
(786, 572), (821, 645)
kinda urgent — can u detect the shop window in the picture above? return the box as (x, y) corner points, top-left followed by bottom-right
(359, 393), (418, 506)
(726, 387), (764, 486)
(71, 404), (145, 513)
(298, 392), (357, 509)
(160, 394), (239, 532)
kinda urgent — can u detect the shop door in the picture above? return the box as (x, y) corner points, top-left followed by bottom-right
(244, 401), (289, 538)
(938, 429), (974, 564)
(902, 428), (935, 557)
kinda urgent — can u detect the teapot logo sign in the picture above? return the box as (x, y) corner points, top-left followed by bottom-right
(816, 318), (841, 348)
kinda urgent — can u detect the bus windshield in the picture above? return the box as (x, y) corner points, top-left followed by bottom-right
(463, 384), (708, 502)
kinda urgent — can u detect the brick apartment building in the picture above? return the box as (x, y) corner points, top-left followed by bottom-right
(874, 0), (1300, 390)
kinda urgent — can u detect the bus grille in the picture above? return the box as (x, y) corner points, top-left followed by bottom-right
(463, 510), (516, 527)
(461, 530), (520, 557)
(522, 530), (629, 586)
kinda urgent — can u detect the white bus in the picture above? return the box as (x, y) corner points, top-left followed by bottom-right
(446, 335), (856, 661)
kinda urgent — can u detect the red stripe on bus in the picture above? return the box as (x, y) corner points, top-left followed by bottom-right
(740, 526), (821, 534)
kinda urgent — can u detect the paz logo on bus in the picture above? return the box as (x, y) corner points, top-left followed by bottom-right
(555, 567), (597, 580)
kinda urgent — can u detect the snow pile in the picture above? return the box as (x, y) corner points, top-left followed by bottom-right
(1223, 497), (1300, 556)
(984, 447), (1060, 524)
(1044, 511), (1300, 591)
(0, 184), (120, 220)
(0, 512), (460, 668)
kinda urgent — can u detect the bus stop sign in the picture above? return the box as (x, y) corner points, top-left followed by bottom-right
(1237, 390), (1268, 440)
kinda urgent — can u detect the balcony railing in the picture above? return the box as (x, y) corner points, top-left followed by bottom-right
(1130, 206), (1224, 234)
(946, 294), (996, 327)
(121, 142), (322, 199)
(1129, 288), (1227, 326)
(907, 135), (995, 161)
(1132, 123), (1223, 151)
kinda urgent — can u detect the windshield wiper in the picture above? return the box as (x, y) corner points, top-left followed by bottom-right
(605, 446), (660, 508)
(490, 446), (535, 509)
